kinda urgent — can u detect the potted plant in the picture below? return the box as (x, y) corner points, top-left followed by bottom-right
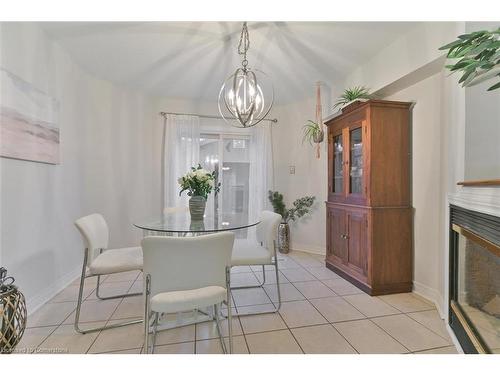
(333, 86), (372, 111)
(439, 27), (500, 91)
(178, 164), (220, 220)
(268, 191), (316, 254)
(302, 120), (324, 144)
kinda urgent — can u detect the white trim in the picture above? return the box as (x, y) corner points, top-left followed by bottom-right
(412, 281), (445, 318)
(26, 266), (81, 316)
(448, 186), (500, 218)
(289, 244), (326, 256)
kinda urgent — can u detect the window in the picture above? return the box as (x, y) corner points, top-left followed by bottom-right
(199, 133), (251, 238)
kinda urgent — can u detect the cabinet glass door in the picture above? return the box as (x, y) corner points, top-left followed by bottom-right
(349, 127), (363, 195)
(332, 134), (344, 193)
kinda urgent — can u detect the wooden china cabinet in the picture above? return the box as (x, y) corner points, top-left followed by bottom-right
(325, 99), (413, 295)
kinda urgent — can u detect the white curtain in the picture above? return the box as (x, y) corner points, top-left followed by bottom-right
(248, 122), (274, 222)
(162, 115), (200, 211)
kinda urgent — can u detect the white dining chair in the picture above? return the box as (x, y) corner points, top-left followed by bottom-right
(74, 213), (143, 333)
(142, 232), (234, 354)
(231, 210), (282, 314)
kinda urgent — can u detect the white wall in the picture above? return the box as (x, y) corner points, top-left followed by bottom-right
(464, 23), (500, 180)
(0, 23), (156, 312)
(385, 73), (447, 309)
(272, 95), (328, 254)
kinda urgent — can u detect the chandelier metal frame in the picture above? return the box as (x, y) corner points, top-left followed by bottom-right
(218, 22), (274, 128)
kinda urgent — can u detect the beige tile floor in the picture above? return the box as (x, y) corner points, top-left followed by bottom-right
(17, 251), (458, 354)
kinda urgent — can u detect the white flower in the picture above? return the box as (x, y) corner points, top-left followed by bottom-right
(208, 179), (214, 187)
(177, 177), (184, 185)
(195, 169), (207, 178)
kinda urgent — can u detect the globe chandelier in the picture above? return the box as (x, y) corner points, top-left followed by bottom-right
(218, 22), (274, 128)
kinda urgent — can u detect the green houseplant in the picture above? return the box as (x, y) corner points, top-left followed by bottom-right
(439, 27), (500, 91)
(178, 164), (220, 220)
(333, 86), (372, 111)
(268, 191), (316, 253)
(302, 120), (324, 144)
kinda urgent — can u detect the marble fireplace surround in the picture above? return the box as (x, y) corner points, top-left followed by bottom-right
(447, 185), (500, 352)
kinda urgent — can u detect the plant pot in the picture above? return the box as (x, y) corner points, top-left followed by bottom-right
(278, 222), (290, 254)
(313, 130), (324, 143)
(189, 196), (206, 220)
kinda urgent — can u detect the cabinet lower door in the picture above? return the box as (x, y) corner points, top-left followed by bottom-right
(346, 210), (368, 277)
(327, 207), (347, 264)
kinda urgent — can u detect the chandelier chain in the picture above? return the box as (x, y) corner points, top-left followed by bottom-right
(237, 22), (250, 68)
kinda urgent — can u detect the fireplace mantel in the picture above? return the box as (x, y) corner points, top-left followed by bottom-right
(448, 186), (500, 218)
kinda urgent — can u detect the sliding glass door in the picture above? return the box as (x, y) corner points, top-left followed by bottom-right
(199, 133), (250, 237)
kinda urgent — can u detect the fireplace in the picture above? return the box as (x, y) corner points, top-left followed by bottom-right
(449, 205), (500, 353)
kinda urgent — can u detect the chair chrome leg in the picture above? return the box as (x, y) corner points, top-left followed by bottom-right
(273, 240), (282, 311)
(226, 241), (281, 317)
(74, 249), (143, 334)
(74, 251), (89, 334)
(96, 273), (142, 300)
(230, 264), (266, 290)
(151, 312), (159, 354)
(226, 267), (233, 354)
(214, 303), (228, 354)
(143, 274), (151, 354)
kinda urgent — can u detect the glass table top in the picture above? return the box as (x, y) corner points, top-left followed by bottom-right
(134, 210), (259, 233)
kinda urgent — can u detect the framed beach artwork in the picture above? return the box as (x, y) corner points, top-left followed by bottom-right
(0, 68), (60, 164)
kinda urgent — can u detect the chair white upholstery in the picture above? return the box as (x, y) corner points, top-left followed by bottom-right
(230, 210), (282, 313)
(142, 232), (234, 354)
(231, 240), (272, 265)
(151, 286), (226, 314)
(73, 213), (143, 334)
(88, 247), (143, 275)
(75, 213), (143, 276)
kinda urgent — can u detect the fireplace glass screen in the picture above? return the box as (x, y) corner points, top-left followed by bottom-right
(454, 225), (500, 353)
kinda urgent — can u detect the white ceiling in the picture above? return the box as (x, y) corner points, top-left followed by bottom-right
(39, 22), (420, 103)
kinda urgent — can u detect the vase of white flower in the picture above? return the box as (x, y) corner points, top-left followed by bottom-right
(178, 164), (220, 220)
(189, 196), (207, 220)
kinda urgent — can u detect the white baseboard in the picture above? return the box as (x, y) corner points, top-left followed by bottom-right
(412, 281), (464, 353)
(27, 266), (81, 316)
(412, 281), (445, 318)
(289, 244), (326, 256)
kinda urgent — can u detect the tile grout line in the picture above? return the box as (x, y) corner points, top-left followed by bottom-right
(404, 310), (454, 342)
(248, 258), (305, 353)
(86, 274), (139, 353)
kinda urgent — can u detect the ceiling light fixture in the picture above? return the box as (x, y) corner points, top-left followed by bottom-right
(218, 22), (274, 128)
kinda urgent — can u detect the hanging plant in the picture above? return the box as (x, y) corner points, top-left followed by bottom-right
(333, 86), (372, 111)
(439, 27), (500, 91)
(302, 120), (324, 144)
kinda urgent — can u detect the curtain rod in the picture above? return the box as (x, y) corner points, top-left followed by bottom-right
(159, 111), (278, 123)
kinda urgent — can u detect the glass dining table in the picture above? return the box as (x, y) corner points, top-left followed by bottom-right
(133, 209), (259, 332)
(134, 210), (260, 236)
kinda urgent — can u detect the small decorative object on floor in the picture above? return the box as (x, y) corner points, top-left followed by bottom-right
(178, 164), (220, 220)
(268, 191), (316, 254)
(0, 267), (27, 354)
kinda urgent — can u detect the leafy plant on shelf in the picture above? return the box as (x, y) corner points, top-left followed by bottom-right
(268, 190), (316, 224)
(178, 164), (220, 199)
(333, 86), (372, 111)
(439, 27), (500, 91)
(302, 120), (324, 144)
